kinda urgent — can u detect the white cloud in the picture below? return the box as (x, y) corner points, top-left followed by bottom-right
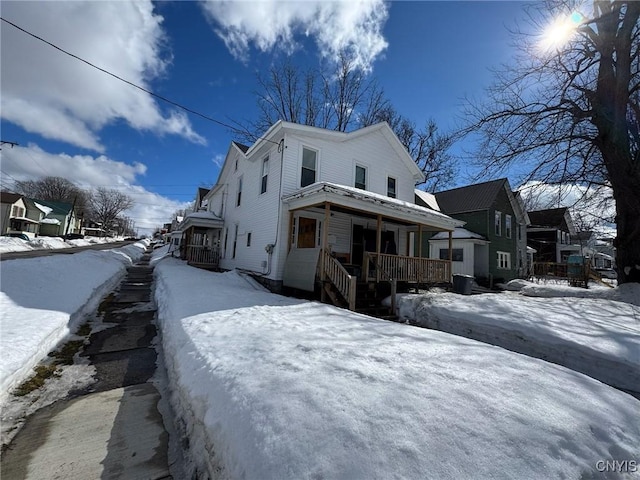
(0, 1), (205, 152)
(200, 0), (389, 72)
(1, 144), (190, 236)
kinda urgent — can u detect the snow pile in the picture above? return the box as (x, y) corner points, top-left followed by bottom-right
(0, 241), (148, 404)
(0, 235), (125, 254)
(394, 287), (640, 391)
(154, 258), (640, 480)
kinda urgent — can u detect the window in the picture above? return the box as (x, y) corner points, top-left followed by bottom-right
(497, 251), (511, 269)
(232, 225), (238, 259)
(247, 232), (252, 247)
(506, 215), (512, 238)
(440, 248), (464, 262)
(355, 165), (366, 190)
(301, 147), (317, 187)
(234, 155), (239, 172)
(223, 228), (228, 258)
(236, 176), (243, 207)
(260, 157), (269, 194)
(387, 177), (397, 198)
(11, 206), (24, 217)
(518, 224), (522, 241)
(495, 211), (502, 236)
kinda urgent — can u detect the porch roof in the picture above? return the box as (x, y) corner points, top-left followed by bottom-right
(179, 211), (223, 231)
(282, 182), (464, 231)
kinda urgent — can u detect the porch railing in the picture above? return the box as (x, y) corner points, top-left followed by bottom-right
(363, 252), (451, 284)
(186, 245), (220, 269)
(322, 249), (357, 310)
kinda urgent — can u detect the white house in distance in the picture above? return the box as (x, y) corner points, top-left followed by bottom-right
(179, 121), (463, 312)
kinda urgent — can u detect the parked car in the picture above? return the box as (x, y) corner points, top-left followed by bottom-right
(596, 268), (617, 279)
(3, 232), (30, 241)
(63, 233), (85, 240)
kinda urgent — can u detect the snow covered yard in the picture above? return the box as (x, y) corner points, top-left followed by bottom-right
(153, 257), (640, 480)
(392, 281), (640, 393)
(0, 241), (148, 404)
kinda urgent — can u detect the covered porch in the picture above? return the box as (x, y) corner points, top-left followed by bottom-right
(281, 183), (464, 312)
(178, 211), (224, 270)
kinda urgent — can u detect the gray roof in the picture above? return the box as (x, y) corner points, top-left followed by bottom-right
(232, 141), (250, 153)
(0, 191), (22, 204)
(528, 208), (569, 228)
(434, 178), (508, 214)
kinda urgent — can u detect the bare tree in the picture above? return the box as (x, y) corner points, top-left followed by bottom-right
(463, 0), (639, 284)
(238, 55), (457, 190)
(15, 176), (91, 214)
(88, 187), (133, 234)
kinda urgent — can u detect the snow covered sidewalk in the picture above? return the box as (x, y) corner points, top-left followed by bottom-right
(154, 258), (640, 480)
(0, 241), (148, 404)
(393, 281), (640, 392)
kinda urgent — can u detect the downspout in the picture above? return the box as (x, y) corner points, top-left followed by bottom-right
(261, 137), (286, 276)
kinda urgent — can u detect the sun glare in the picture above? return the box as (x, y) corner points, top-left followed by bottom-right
(540, 12), (583, 52)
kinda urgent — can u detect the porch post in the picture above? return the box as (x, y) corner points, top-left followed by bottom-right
(287, 210), (294, 252)
(418, 224), (423, 258)
(320, 203), (331, 303)
(448, 230), (453, 282)
(376, 214), (382, 283)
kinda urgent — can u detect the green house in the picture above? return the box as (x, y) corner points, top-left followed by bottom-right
(416, 178), (530, 286)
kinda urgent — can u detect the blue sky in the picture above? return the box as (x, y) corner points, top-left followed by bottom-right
(1, 1), (532, 235)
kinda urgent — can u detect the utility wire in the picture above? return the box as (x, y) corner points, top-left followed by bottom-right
(0, 17), (280, 146)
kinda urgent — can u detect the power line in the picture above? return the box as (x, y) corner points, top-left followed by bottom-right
(0, 17), (280, 147)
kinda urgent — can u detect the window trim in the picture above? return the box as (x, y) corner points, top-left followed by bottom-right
(497, 251), (511, 269)
(301, 146), (318, 188)
(495, 210), (502, 236)
(236, 175), (243, 207)
(260, 156), (269, 194)
(387, 176), (397, 198)
(505, 214), (512, 239)
(246, 232), (252, 247)
(355, 164), (367, 190)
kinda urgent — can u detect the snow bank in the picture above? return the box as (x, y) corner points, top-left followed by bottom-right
(395, 287), (640, 392)
(0, 241), (147, 404)
(154, 259), (640, 480)
(0, 235), (125, 254)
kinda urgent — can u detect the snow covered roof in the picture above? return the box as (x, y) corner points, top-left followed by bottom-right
(414, 189), (440, 211)
(282, 182), (464, 231)
(179, 210), (223, 230)
(40, 218), (61, 225)
(34, 202), (53, 215)
(430, 227), (488, 241)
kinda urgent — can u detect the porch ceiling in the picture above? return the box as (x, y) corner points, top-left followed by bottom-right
(282, 182), (464, 231)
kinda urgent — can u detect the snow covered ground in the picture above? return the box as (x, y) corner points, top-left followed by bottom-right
(0, 241), (148, 404)
(152, 255), (640, 479)
(390, 280), (640, 392)
(0, 234), (127, 253)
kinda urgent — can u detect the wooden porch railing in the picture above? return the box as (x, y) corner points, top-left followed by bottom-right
(363, 252), (451, 284)
(322, 249), (357, 310)
(186, 245), (220, 269)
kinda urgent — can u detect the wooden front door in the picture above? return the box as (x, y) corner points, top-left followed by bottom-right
(297, 217), (317, 248)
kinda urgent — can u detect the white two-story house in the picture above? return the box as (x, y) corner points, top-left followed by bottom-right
(179, 121), (463, 310)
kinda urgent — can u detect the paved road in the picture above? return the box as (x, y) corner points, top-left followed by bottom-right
(0, 240), (137, 261)
(1, 247), (175, 479)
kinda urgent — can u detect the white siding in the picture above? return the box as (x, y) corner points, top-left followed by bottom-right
(281, 130), (417, 202)
(429, 239), (476, 277)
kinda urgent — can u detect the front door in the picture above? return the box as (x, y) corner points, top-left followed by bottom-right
(297, 217), (317, 248)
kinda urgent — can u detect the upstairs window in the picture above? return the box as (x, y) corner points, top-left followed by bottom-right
(506, 214), (512, 238)
(495, 211), (502, 236)
(387, 177), (397, 198)
(236, 176), (243, 207)
(260, 157), (269, 194)
(301, 147), (317, 187)
(355, 165), (367, 190)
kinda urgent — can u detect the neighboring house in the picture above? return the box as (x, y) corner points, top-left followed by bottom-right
(82, 220), (106, 237)
(35, 199), (81, 237)
(180, 121), (463, 310)
(417, 178), (530, 284)
(0, 192), (40, 238)
(527, 207), (576, 263)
